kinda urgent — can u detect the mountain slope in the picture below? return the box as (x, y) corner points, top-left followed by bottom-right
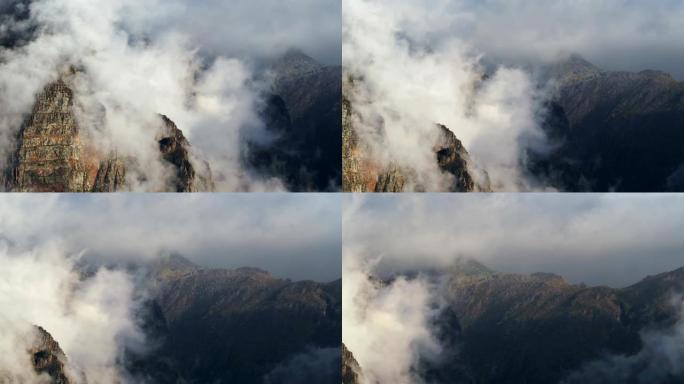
(531, 56), (684, 191)
(424, 263), (684, 383)
(251, 50), (341, 191)
(146, 255), (341, 383)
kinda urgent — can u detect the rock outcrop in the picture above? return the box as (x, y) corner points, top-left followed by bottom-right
(28, 326), (72, 384)
(341, 343), (362, 384)
(6, 79), (212, 192)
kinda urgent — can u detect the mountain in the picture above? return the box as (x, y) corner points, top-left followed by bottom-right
(342, 78), (482, 192)
(27, 326), (72, 384)
(347, 262), (684, 384)
(3, 76), (214, 192)
(250, 50), (341, 191)
(140, 254), (342, 383)
(341, 343), (361, 384)
(530, 55), (684, 191)
(431, 263), (684, 383)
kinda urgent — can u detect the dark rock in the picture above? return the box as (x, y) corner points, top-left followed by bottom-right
(28, 326), (72, 384)
(342, 343), (361, 384)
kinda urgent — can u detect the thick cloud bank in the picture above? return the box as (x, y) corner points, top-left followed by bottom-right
(0, 194), (341, 281)
(343, 0), (551, 191)
(345, 194), (684, 287)
(0, 0), (295, 191)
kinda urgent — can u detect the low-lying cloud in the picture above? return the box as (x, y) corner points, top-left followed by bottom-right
(343, 0), (551, 191)
(0, 241), (144, 383)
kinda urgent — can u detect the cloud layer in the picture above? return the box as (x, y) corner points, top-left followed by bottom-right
(0, 194), (341, 281)
(451, 0), (684, 79)
(344, 194), (684, 287)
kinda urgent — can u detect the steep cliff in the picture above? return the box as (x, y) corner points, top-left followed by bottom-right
(342, 343), (362, 384)
(28, 326), (72, 384)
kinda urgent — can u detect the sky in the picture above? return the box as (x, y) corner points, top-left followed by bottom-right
(391, 0), (684, 79)
(344, 193), (684, 288)
(0, 193), (341, 281)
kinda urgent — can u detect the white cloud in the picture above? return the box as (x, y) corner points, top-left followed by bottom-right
(343, 0), (551, 191)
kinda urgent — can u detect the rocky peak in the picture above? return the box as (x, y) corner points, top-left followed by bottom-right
(551, 54), (602, 85)
(272, 49), (324, 81)
(157, 114), (200, 192)
(8, 79), (96, 192)
(6, 78), (213, 192)
(341, 343), (362, 384)
(447, 257), (494, 278)
(434, 124), (478, 192)
(28, 326), (72, 384)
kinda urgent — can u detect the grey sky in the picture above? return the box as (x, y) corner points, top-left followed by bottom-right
(0, 194), (341, 282)
(377, 0), (684, 79)
(344, 194), (684, 288)
(126, 0), (341, 65)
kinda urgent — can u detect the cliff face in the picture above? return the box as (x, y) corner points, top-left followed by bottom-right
(341, 343), (362, 384)
(28, 326), (72, 384)
(6, 79), (212, 192)
(9, 80), (95, 192)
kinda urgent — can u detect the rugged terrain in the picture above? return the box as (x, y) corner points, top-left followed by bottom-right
(140, 254), (342, 383)
(348, 260), (684, 384)
(531, 55), (684, 191)
(250, 50), (341, 191)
